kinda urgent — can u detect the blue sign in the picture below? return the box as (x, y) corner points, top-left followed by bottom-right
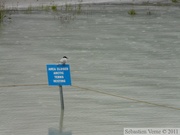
(46, 64), (71, 86)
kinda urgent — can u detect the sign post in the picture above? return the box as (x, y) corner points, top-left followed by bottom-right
(59, 85), (64, 110)
(47, 64), (72, 135)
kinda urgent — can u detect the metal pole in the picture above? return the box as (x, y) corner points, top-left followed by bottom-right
(59, 85), (64, 110)
(59, 109), (64, 132)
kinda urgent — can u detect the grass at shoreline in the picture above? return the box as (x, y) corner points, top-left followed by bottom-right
(0, 1), (179, 23)
(0, 1), (5, 22)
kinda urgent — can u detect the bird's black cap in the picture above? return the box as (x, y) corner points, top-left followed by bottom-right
(63, 56), (68, 59)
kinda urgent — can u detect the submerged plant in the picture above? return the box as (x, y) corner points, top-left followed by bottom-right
(147, 7), (152, 15)
(147, 11), (152, 15)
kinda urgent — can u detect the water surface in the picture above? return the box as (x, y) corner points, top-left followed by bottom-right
(0, 3), (180, 135)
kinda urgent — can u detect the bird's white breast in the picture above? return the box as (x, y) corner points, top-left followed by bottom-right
(60, 58), (67, 64)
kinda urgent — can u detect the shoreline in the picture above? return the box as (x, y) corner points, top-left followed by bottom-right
(3, 0), (180, 10)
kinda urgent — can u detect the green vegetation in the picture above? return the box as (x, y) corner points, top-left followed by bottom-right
(0, 2), (4, 21)
(171, 0), (178, 3)
(43, 5), (50, 11)
(65, 4), (73, 12)
(77, 3), (82, 14)
(26, 5), (33, 13)
(0, 13), (4, 22)
(42, 5), (58, 12)
(0, 10), (4, 22)
(51, 5), (57, 11)
(0, 1), (5, 22)
(128, 9), (136, 15)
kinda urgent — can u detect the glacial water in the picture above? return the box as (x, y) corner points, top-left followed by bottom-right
(0, 2), (180, 135)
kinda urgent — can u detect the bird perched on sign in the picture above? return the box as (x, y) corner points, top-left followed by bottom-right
(59, 56), (68, 65)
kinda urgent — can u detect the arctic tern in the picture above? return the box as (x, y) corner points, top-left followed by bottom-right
(59, 56), (68, 65)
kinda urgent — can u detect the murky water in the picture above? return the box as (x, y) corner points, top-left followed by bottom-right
(0, 2), (180, 135)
